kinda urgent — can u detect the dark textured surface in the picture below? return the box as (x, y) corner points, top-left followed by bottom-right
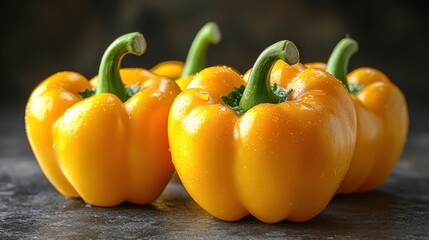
(1, 103), (428, 239)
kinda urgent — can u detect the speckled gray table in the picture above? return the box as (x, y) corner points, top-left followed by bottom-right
(1, 103), (428, 239)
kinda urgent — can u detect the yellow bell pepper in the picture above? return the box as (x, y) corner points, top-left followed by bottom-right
(151, 60), (184, 79)
(25, 32), (181, 206)
(258, 38), (409, 193)
(151, 21), (221, 90)
(325, 38), (409, 193)
(169, 40), (357, 223)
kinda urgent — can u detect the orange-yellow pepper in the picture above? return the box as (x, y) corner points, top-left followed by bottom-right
(205, 36), (407, 196)
(151, 60), (184, 79)
(168, 40), (357, 223)
(25, 32), (181, 206)
(324, 38), (409, 193)
(265, 38), (409, 193)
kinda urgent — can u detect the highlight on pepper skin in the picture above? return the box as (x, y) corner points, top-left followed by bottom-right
(168, 40), (357, 223)
(25, 21), (222, 206)
(25, 32), (181, 207)
(259, 38), (409, 195)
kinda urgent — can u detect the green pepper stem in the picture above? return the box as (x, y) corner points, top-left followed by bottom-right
(96, 32), (146, 102)
(180, 22), (221, 78)
(325, 38), (358, 92)
(238, 40), (299, 112)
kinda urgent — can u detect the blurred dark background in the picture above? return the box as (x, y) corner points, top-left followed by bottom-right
(1, 0), (428, 126)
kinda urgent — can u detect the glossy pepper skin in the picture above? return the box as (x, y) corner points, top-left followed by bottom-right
(325, 38), (409, 193)
(267, 39), (409, 193)
(25, 33), (181, 206)
(169, 41), (357, 223)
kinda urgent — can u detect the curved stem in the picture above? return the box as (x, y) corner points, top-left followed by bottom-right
(325, 38), (358, 92)
(96, 32), (146, 102)
(239, 40), (299, 112)
(180, 22), (221, 78)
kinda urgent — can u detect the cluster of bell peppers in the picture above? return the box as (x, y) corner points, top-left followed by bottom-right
(25, 22), (220, 206)
(25, 22), (408, 223)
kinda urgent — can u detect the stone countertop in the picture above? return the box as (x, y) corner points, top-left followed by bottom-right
(1, 103), (428, 239)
